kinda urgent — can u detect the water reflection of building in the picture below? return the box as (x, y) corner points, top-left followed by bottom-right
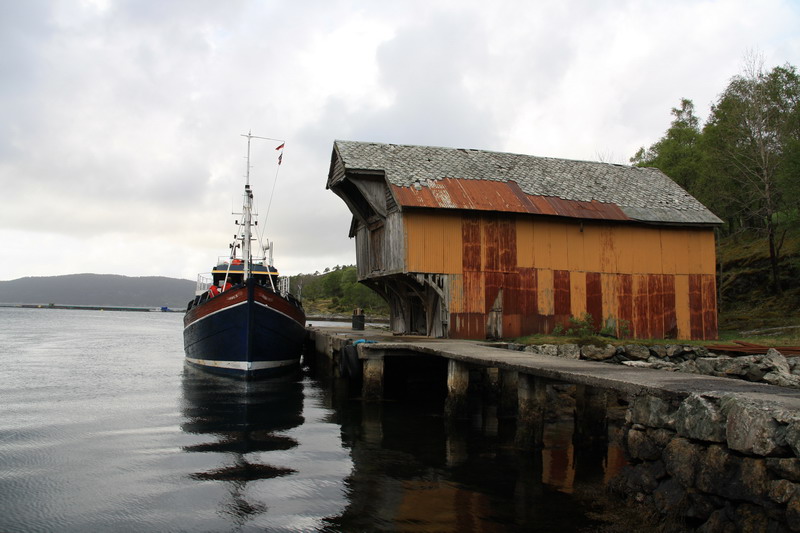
(323, 385), (630, 531)
(180, 366), (304, 526)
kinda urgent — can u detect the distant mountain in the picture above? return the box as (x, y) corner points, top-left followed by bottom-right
(0, 274), (196, 309)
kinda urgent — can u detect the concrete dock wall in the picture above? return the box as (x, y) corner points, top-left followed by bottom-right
(305, 326), (800, 530)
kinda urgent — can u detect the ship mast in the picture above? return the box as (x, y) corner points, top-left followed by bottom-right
(239, 131), (282, 281)
(242, 132), (255, 281)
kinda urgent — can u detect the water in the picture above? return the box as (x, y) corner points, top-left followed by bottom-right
(1, 308), (634, 532)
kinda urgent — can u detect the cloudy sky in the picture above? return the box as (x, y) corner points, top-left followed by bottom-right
(2, 0), (799, 282)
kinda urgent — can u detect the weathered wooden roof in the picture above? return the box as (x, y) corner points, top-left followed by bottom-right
(329, 140), (722, 226)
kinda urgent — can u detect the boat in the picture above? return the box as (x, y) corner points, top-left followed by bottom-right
(183, 133), (306, 379)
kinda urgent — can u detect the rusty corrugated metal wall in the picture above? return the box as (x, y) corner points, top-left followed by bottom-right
(404, 210), (717, 340)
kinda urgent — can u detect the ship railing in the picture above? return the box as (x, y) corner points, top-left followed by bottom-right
(277, 276), (290, 298)
(195, 274), (212, 296)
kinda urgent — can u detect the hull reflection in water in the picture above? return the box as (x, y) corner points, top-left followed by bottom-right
(180, 365), (304, 524)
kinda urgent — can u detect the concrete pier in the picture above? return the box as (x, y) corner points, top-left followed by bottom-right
(362, 358), (384, 401)
(305, 325), (800, 531)
(306, 325), (800, 409)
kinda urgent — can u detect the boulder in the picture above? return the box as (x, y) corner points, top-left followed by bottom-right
(724, 396), (788, 456)
(580, 344), (616, 361)
(769, 479), (799, 504)
(787, 495), (800, 532)
(557, 343), (580, 359)
(675, 394), (726, 442)
(525, 344), (558, 357)
(628, 395), (676, 428)
(625, 427), (662, 461)
(767, 458), (800, 483)
(653, 478), (686, 515)
(623, 344), (651, 361)
(663, 437), (701, 488)
(650, 344), (668, 359)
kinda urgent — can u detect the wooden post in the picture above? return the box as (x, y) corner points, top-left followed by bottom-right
(362, 357), (384, 401)
(444, 359), (469, 419)
(573, 385), (608, 482)
(515, 373), (546, 448)
(574, 385), (608, 446)
(362, 403), (383, 445)
(499, 370), (519, 417)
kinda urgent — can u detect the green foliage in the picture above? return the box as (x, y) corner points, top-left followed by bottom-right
(550, 313), (631, 341)
(631, 98), (703, 193)
(632, 57), (800, 295)
(288, 265), (389, 315)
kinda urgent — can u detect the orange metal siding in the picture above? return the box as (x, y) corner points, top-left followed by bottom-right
(569, 271), (587, 319)
(537, 268), (555, 317)
(404, 211), (463, 274)
(403, 210), (717, 340)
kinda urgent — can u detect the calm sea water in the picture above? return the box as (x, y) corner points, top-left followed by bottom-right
(1, 308), (633, 532)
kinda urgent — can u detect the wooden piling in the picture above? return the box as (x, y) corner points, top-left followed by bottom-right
(515, 373), (547, 448)
(362, 357), (385, 401)
(444, 359), (470, 419)
(574, 384), (608, 446)
(499, 369), (519, 417)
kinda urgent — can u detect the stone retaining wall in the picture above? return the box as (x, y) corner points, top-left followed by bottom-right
(519, 343), (800, 389)
(616, 391), (800, 531)
(514, 342), (800, 530)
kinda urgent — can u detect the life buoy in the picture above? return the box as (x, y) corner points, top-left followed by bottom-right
(232, 259), (243, 265)
(209, 285), (220, 297)
(221, 282), (232, 292)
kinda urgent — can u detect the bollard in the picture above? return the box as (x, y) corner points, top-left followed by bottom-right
(352, 308), (365, 330)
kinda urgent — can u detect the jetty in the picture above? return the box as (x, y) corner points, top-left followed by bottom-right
(307, 324), (800, 530)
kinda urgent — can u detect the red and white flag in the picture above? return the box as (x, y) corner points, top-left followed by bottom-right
(275, 142), (285, 151)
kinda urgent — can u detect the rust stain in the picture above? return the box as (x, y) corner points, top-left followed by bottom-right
(632, 275), (649, 339)
(462, 214), (481, 272)
(648, 274), (665, 339)
(519, 267), (538, 333)
(391, 180), (630, 221)
(702, 274), (718, 340)
(503, 271), (521, 315)
(553, 270), (571, 327)
(617, 273), (633, 334)
(688, 274), (703, 340)
(586, 272), (603, 331)
(499, 218), (517, 272)
(484, 271), (504, 316)
(483, 216), (500, 272)
(662, 274), (677, 339)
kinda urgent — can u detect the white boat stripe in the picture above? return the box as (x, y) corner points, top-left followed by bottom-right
(183, 300), (248, 331)
(253, 299), (305, 328)
(185, 356), (299, 371)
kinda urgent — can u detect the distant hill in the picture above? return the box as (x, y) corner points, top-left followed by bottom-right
(0, 274), (196, 309)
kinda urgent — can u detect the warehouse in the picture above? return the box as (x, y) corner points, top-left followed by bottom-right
(326, 140), (722, 340)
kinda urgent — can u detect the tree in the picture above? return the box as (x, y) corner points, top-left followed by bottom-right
(702, 57), (800, 293)
(631, 98), (704, 194)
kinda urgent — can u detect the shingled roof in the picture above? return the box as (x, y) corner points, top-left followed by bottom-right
(329, 140), (722, 226)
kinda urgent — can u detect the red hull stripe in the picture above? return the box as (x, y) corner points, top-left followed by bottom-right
(183, 286), (305, 327)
